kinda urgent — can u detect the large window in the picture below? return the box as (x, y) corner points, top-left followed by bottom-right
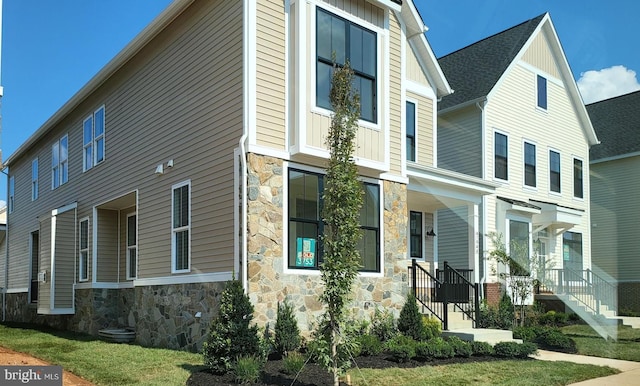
(8, 176), (14, 214)
(83, 106), (105, 171)
(127, 214), (137, 279)
(406, 101), (416, 162)
(494, 132), (508, 180)
(549, 150), (561, 193)
(172, 181), (190, 273)
(537, 75), (547, 110)
(409, 211), (422, 259)
(509, 219), (530, 275)
(32, 158), (39, 201)
(79, 218), (89, 282)
(563, 232), (583, 271)
(316, 8), (377, 123)
(524, 142), (536, 187)
(288, 168), (381, 272)
(573, 158), (583, 198)
(52, 135), (69, 189)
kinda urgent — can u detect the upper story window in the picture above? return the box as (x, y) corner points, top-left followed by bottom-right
(316, 8), (377, 123)
(79, 218), (89, 281)
(494, 132), (508, 180)
(537, 75), (547, 110)
(32, 158), (39, 201)
(524, 142), (536, 188)
(172, 181), (191, 273)
(549, 150), (561, 193)
(406, 101), (416, 162)
(288, 168), (381, 272)
(52, 135), (69, 189)
(8, 176), (14, 214)
(83, 106), (105, 172)
(573, 158), (583, 199)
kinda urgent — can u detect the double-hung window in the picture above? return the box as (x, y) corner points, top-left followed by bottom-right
(127, 214), (137, 279)
(83, 106), (105, 171)
(32, 158), (39, 201)
(288, 168), (381, 272)
(573, 158), (583, 198)
(172, 181), (191, 273)
(409, 211), (422, 259)
(52, 135), (68, 189)
(494, 132), (508, 180)
(79, 218), (89, 281)
(550, 150), (561, 193)
(524, 142), (536, 187)
(316, 8), (377, 123)
(537, 75), (547, 110)
(406, 101), (416, 162)
(8, 176), (14, 214)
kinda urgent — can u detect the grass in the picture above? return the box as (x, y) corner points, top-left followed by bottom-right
(0, 323), (203, 385)
(561, 324), (640, 362)
(347, 360), (617, 386)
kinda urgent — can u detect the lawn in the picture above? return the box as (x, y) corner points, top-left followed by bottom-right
(561, 324), (640, 362)
(0, 323), (620, 386)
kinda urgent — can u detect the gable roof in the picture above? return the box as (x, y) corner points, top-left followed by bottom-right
(588, 90), (640, 161)
(437, 13), (545, 110)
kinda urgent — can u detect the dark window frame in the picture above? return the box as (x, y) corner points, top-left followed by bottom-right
(494, 132), (508, 180)
(406, 101), (416, 162)
(537, 75), (547, 110)
(409, 211), (422, 259)
(550, 150), (561, 193)
(573, 158), (583, 198)
(524, 142), (536, 187)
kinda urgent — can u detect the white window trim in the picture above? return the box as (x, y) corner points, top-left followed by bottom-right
(572, 156), (585, 201)
(32, 158), (39, 201)
(79, 217), (90, 282)
(171, 180), (191, 274)
(8, 176), (14, 214)
(522, 140), (537, 191)
(83, 105), (106, 172)
(406, 98), (418, 164)
(310, 2), (386, 131)
(493, 129), (509, 183)
(548, 147), (562, 196)
(536, 74), (548, 112)
(126, 213), (138, 280)
(52, 134), (69, 189)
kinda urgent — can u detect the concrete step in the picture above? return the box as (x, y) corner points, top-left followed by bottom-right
(442, 328), (522, 345)
(619, 316), (640, 329)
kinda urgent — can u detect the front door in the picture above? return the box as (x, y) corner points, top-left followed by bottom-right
(563, 232), (583, 271)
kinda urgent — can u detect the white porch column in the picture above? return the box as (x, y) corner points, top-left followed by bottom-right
(468, 203), (480, 284)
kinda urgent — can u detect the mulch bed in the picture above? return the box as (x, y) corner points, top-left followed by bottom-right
(186, 354), (505, 386)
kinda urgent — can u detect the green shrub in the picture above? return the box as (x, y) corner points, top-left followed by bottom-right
(513, 326), (577, 353)
(538, 311), (570, 326)
(478, 294), (514, 330)
(470, 341), (494, 356)
(357, 334), (383, 356)
(398, 292), (429, 341)
(370, 308), (397, 342)
(233, 355), (263, 384)
(274, 300), (302, 356)
(415, 337), (454, 360)
(203, 280), (261, 374)
(494, 341), (537, 358)
(384, 335), (417, 363)
(282, 352), (306, 375)
(422, 315), (442, 340)
(446, 336), (472, 358)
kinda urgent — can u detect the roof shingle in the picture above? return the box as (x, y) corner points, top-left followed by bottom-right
(588, 90), (640, 161)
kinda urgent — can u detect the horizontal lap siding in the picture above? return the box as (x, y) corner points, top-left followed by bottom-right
(38, 218), (51, 310)
(53, 210), (75, 309)
(256, 1), (286, 150)
(407, 91), (433, 167)
(437, 107), (482, 177)
(591, 157), (640, 282)
(388, 11), (402, 175)
(96, 209), (118, 282)
(437, 206), (470, 269)
(7, 0), (243, 284)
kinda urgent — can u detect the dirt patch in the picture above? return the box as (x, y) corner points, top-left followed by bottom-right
(0, 347), (94, 386)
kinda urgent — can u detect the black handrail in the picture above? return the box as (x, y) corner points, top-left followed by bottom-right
(439, 261), (480, 327)
(409, 259), (446, 329)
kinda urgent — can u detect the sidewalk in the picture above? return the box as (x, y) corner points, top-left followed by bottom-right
(534, 349), (640, 385)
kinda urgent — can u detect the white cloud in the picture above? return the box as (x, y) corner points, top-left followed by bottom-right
(0, 201), (5, 209)
(577, 65), (640, 104)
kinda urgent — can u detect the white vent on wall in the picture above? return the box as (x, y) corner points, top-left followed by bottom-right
(38, 271), (46, 283)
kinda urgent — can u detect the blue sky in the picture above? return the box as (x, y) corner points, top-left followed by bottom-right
(1, 0), (639, 203)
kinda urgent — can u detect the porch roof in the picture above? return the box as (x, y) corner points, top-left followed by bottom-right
(530, 199), (584, 234)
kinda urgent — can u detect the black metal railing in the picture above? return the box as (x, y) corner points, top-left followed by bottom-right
(537, 267), (617, 315)
(409, 259), (480, 330)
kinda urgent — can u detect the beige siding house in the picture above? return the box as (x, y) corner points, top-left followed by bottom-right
(2, 0), (497, 350)
(588, 90), (640, 313)
(436, 14), (600, 309)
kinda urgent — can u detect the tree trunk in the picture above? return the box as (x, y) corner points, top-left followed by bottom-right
(332, 328), (339, 386)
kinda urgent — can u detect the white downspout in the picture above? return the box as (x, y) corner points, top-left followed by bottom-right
(239, 134), (248, 293)
(476, 99), (488, 292)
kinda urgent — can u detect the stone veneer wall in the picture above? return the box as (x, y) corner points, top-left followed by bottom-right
(247, 153), (409, 333)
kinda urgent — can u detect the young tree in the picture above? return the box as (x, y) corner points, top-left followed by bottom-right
(317, 60), (364, 386)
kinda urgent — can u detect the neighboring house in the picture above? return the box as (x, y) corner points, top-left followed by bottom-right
(1, 0), (497, 350)
(588, 90), (640, 313)
(435, 13), (599, 303)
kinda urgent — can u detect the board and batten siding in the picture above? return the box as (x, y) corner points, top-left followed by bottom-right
(437, 106), (483, 177)
(405, 40), (429, 85)
(521, 32), (560, 79)
(591, 157), (640, 282)
(407, 91), (433, 167)
(256, 0), (286, 150)
(6, 0), (244, 286)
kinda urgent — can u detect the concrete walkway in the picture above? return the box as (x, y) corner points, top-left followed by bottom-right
(534, 349), (640, 385)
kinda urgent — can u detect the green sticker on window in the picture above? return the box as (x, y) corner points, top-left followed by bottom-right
(296, 238), (316, 267)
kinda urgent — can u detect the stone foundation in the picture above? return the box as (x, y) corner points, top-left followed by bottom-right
(247, 153), (409, 334)
(619, 282), (640, 313)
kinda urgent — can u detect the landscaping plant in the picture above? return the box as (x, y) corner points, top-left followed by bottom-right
(398, 292), (430, 341)
(233, 355), (263, 385)
(274, 299), (302, 356)
(370, 308), (397, 342)
(202, 280), (261, 374)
